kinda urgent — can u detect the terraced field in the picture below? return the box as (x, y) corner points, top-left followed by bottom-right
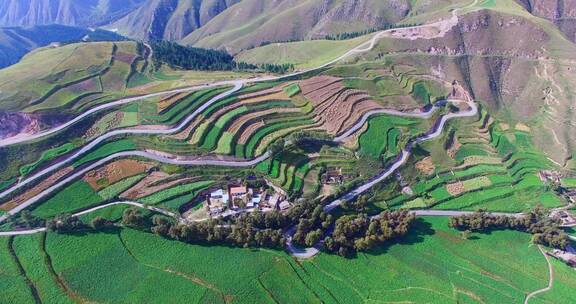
(385, 108), (562, 212)
(0, 42), (140, 113)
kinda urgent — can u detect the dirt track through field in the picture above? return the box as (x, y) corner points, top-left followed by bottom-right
(524, 246), (554, 304)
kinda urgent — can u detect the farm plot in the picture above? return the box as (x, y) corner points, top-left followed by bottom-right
(11, 235), (74, 303)
(26, 217), (576, 303)
(30, 180), (104, 219)
(19, 143), (77, 177)
(73, 139), (137, 168)
(137, 181), (214, 207)
(299, 76), (385, 136)
(357, 115), (421, 158)
(0, 238), (37, 303)
(45, 232), (214, 303)
(83, 159), (152, 191)
(141, 87), (227, 125)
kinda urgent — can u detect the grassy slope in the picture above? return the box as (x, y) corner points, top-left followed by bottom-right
(8, 217), (569, 303)
(235, 35), (370, 70)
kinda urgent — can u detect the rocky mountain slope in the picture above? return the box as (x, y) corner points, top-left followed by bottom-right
(107, 0), (240, 41)
(515, 0), (576, 42)
(0, 0), (145, 27)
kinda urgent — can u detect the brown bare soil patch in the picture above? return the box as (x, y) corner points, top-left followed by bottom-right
(157, 92), (191, 113)
(83, 159), (152, 191)
(300, 76), (384, 135)
(447, 137), (462, 159)
(239, 90), (289, 103)
(238, 87), (282, 100)
(120, 171), (196, 199)
(499, 123), (510, 131)
(0, 167), (74, 211)
(299, 76), (341, 97)
(342, 123), (368, 150)
(515, 123), (531, 132)
(337, 99), (382, 135)
(446, 181), (464, 196)
(238, 121), (266, 144)
(416, 157), (436, 175)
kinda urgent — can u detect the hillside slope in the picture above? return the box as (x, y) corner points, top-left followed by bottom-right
(515, 0), (576, 42)
(0, 24), (124, 68)
(182, 0), (413, 53)
(0, 0), (145, 27)
(107, 0), (240, 41)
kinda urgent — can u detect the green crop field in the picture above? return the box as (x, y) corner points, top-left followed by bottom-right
(283, 83), (301, 97)
(31, 180), (104, 219)
(0, 238), (37, 303)
(138, 181), (214, 205)
(20, 143), (76, 176)
(73, 139), (137, 168)
(97, 175), (145, 200)
(5, 217), (574, 303)
(11, 235), (73, 303)
(359, 115), (418, 158)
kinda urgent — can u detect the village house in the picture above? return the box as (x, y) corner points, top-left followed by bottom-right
(550, 210), (576, 227)
(321, 167), (354, 185)
(549, 249), (576, 268)
(279, 200), (291, 211)
(206, 189), (229, 216)
(539, 170), (562, 184)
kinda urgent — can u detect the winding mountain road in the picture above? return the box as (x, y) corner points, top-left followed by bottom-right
(0, 0), (483, 242)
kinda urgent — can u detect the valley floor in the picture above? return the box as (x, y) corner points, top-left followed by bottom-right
(2, 217), (575, 304)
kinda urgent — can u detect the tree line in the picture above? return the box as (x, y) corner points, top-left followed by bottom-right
(41, 196), (416, 257)
(449, 207), (569, 249)
(323, 23), (421, 41)
(149, 41), (295, 74)
(324, 210), (415, 257)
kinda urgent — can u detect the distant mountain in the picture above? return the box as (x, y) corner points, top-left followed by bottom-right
(106, 0), (240, 41)
(180, 0), (414, 53)
(0, 0), (146, 27)
(0, 24), (125, 68)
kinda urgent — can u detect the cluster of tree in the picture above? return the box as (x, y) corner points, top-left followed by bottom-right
(46, 213), (115, 234)
(8, 211), (44, 229)
(267, 138), (286, 156)
(259, 63), (295, 74)
(323, 23), (420, 40)
(147, 199), (335, 250)
(148, 212), (286, 249)
(341, 194), (370, 212)
(150, 41), (236, 71)
(46, 214), (85, 233)
(291, 204), (334, 247)
(289, 130), (332, 147)
(449, 207), (569, 249)
(150, 41), (296, 74)
(324, 210), (416, 257)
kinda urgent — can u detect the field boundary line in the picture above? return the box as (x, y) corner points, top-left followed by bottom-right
(524, 245), (553, 304)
